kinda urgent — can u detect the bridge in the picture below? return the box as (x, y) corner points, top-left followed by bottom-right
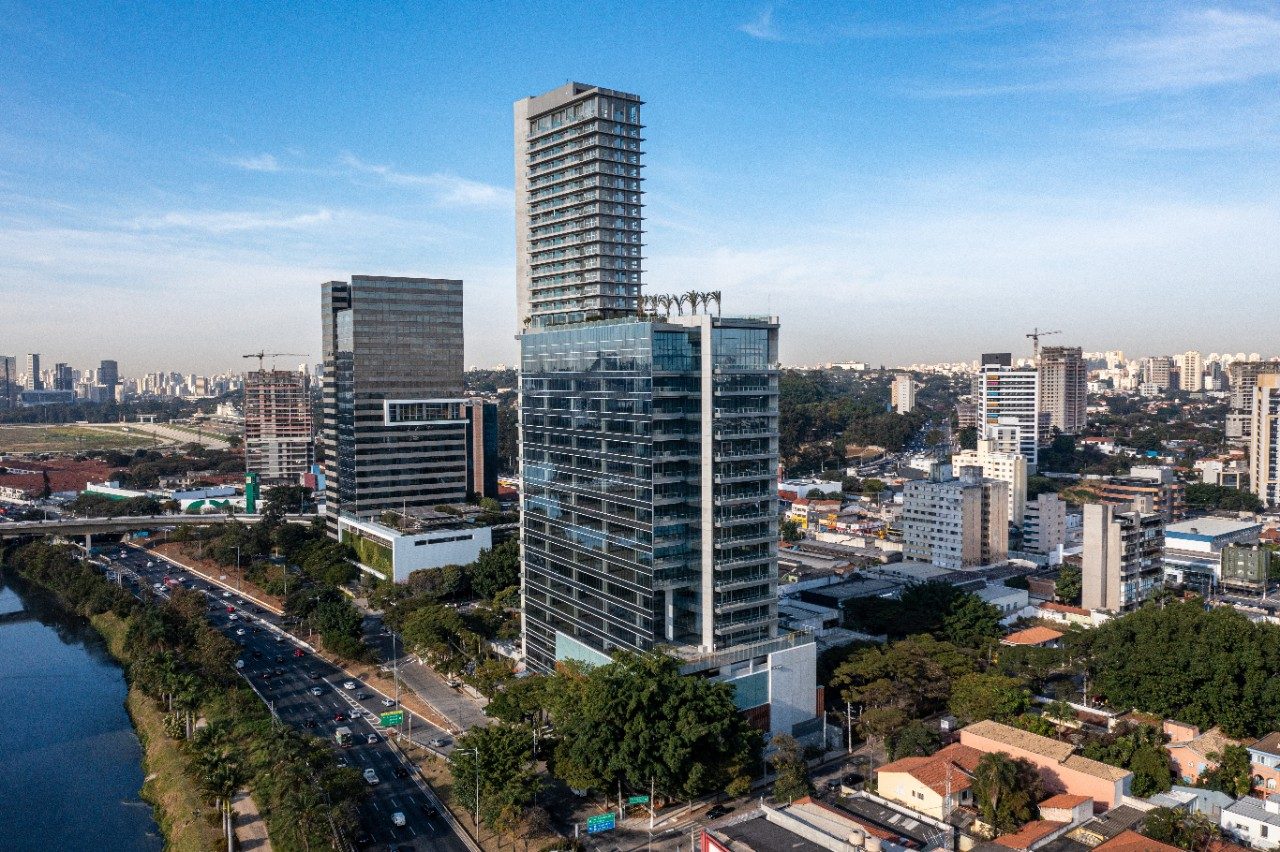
(0, 514), (315, 541)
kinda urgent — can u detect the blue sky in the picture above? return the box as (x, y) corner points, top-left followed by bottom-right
(2, 1), (1278, 374)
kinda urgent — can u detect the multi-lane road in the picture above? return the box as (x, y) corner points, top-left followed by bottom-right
(101, 545), (471, 852)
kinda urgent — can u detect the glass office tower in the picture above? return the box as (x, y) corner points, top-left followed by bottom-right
(520, 314), (780, 671)
(321, 276), (470, 532)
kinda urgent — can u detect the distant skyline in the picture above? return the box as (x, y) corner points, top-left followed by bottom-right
(3, 1), (1279, 373)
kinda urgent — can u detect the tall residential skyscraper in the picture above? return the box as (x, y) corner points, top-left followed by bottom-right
(1082, 501), (1164, 612)
(514, 82), (644, 330)
(978, 353), (1040, 469)
(320, 276), (469, 531)
(24, 353), (41, 390)
(891, 372), (916, 414)
(52, 363), (74, 392)
(1143, 355), (1173, 390)
(1226, 361), (1280, 445)
(1177, 350), (1204, 393)
(0, 355), (15, 408)
(1250, 374), (1280, 508)
(244, 369), (315, 486)
(1039, 346), (1086, 434)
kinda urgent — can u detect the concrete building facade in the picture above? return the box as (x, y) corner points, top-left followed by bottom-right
(244, 369), (315, 486)
(951, 436), (1027, 523)
(514, 82), (644, 331)
(1023, 492), (1067, 556)
(1082, 502), (1165, 612)
(978, 353), (1040, 469)
(901, 463), (1009, 569)
(1251, 374), (1280, 507)
(890, 373), (915, 414)
(1039, 345), (1086, 434)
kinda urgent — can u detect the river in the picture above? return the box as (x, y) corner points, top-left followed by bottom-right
(0, 577), (163, 852)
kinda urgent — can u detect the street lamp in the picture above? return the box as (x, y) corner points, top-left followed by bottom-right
(458, 746), (480, 831)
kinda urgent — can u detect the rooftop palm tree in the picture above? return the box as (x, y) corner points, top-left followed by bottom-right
(683, 290), (703, 315)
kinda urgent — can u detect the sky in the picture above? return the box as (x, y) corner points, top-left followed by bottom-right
(2, 0), (1278, 375)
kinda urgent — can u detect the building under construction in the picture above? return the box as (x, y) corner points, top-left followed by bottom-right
(244, 369), (314, 486)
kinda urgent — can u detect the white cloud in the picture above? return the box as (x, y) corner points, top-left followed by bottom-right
(738, 7), (783, 41)
(227, 153), (281, 172)
(340, 154), (511, 208)
(130, 208), (334, 233)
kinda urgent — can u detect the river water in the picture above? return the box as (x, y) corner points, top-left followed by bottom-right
(0, 577), (163, 851)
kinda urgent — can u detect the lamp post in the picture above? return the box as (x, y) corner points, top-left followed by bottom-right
(458, 746), (480, 831)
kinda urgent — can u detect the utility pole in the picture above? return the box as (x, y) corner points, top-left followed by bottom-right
(846, 700), (853, 754)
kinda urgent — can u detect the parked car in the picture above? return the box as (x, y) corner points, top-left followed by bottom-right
(363, 768), (379, 786)
(706, 805), (734, 819)
(391, 811), (405, 827)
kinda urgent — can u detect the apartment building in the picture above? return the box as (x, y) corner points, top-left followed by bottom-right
(244, 369), (314, 486)
(1082, 502), (1165, 612)
(952, 436), (1027, 523)
(978, 353), (1040, 469)
(902, 463), (1009, 569)
(1039, 345), (1086, 434)
(1250, 374), (1280, 507)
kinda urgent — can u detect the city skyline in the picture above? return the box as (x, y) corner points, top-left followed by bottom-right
(4, 2), (1280, 372)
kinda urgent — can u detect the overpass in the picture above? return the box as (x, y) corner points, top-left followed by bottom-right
(0, 514), (315, 541)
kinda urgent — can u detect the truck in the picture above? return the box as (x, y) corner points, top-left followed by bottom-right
(335, 726), (353, 747)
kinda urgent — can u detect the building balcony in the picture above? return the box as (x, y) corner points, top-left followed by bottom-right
(715, 551), (773, 570)
(714, 571), (773, 592)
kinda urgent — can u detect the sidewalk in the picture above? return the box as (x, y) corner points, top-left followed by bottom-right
(233, 791), (272, 852)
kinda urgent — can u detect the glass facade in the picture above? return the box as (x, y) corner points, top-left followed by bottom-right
(520, 316), (780, 673)
(321, 277), (470, 531)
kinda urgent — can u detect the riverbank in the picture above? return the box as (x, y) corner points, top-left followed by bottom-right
(94, 612), (225, 852)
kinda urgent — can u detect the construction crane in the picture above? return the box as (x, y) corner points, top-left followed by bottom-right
(242, 351), (307, 372)
(1025, 327), (1061, 364)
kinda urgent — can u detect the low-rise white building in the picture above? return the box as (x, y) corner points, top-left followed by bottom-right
(1221, 796), (1280, 849)
(337, 514), (492, 584)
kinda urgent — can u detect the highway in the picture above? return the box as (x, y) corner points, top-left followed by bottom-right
(101, 546), (471, 852)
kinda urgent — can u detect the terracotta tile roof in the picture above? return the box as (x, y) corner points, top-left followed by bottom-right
(1094, 829), (1180, 851)
(1063, 755), (1133, 782)
(1002, 626), (1065, 646)
(963, 720), (1076, 762)
(1041, 602), (1090, 616)
(992, 820), (1067, 850)
(1039, 793), (1092, 810)
(1171, 726), (1239, 761)
(876, 743), (984, 795)
(1250, 731), (1280, 758)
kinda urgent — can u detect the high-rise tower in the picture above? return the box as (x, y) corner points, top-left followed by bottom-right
(1039, 346), (1085, 434)
(514, 83), (644, 330)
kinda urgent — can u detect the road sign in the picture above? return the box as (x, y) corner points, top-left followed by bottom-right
(379, 710), (404, 727)
(627, 795), (650, 805)
(586, 813), (616, 834)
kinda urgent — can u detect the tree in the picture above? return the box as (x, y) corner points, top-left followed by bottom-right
(471, 539), (519, 600)
(949, 673), (1030, 724)
(549, 652), (760, 802)
(831, 634), (975, 719)
(889, 721), (940, 759)
(858, 707), (908, 745)
(780, 517), (803, 543)
(448, 723), (541, 832)
(942, 594), (1004, 648)
(971, 752), (1042, 834)
(1143, 807), (1219, 851)
(769, 735), (810, 803)
(862, 478), (886, 496)
(1198, 744), (1252, 797)
(1056, 563), (1082, 605)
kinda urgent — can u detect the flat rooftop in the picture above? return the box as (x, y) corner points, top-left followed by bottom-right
(718, 815), (829, 852)
(1166, 517), (1261, 538)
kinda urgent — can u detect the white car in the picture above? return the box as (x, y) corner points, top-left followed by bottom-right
(392, 811), (406, 827)
(222, 591), (232, 598)
(380, 698), (396, 708)
(310, 686), (323, 696)
(363, 768), (379, 786)
(235, 628), (246, 636)
(343, 680), (357, 690)
(228, 614), (239, 621)
(366, 733), (379, 744)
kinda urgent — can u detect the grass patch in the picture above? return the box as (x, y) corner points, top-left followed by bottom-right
(93, 613), (224, 852)
(0, 424), (158, 452)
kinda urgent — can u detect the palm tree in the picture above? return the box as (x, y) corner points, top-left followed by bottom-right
(707, 290), (722, 316)
(657, 294), (673, 316)
(971, 752), (1041, 835)
(683, 290), (703, 315)
(172, 672), (201, 739)
(197, 750), (245, 852)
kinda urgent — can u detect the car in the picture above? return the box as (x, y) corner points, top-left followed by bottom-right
(225, 606), (234, 613)
(236, 598), (246, 605)
(293, 649), (305, 658)
(310, 686), (323, 696)
(363, 768), (379, 785)
(274, 656), (284, 664)
(366, 733), (379, 744)
(334, 712), (347, 722)
(380, 698), (396, 708)
(393, 766), (409, 779)
(355, 692), (369, 700)
(222, 591), (231, 597)
(418, 801), (438, 818)
(841, 772), (864, 787)
(274, 636), (284, 643)
(343, 680), (357, 690)
(146, 561), (154, 567)
(706, 805), (734, 820)
(235, 628), (245, 636)
(272, 668), (283, 676)
(391, 811), (406, 827)
(308, 671), (320, 679)
(336, 756), (349, 767)
(228, 614), (239, 621)
(824, 779), (841, 792)
(429, 736), (450, 748)
(304, 719), (318, 728)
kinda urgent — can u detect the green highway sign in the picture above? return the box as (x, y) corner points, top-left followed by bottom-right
(586, 813), (616, 834)
(379, 710), (404, 727)
(627, 795), (650, 805)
